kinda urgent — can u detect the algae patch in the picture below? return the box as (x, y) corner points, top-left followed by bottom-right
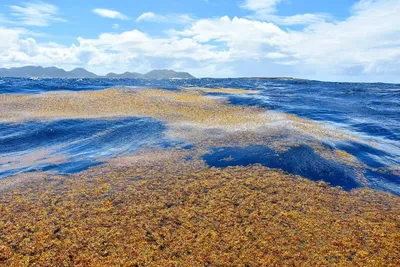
(0, 149), (399, 266)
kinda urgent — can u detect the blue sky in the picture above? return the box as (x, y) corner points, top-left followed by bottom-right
(0, 0), (399, 82)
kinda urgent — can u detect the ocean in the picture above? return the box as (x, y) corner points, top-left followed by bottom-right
(0, 77), (399, 195)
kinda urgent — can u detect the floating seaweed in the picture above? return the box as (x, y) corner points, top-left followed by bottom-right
(0, 149), (399, 266)
(0, 87), (399, 266)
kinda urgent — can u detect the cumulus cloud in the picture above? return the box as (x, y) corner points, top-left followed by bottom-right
(279, 0), (400, 75)
(8, 1), (66, 26)
(0, 27), (24, 50)
(92, 8), (129, 20)
(174, 16), (285, 60)
(76, 29), (229, 62)
(18, 38), (39, 56)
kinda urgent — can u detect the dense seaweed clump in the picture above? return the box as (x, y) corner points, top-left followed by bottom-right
(0, 149), (399, 266)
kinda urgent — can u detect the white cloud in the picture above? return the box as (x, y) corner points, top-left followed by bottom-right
(19, 38), (39, 56)
(136, 12), (193, 24)
(265, 13), (330, 25)
(0, 26), (82, 68)
(92, 8), (129, 20)
(0, 27), (24, 50)
(241, 0), (330, 26)
(175, 16), (284, 54)
(136, 12), (156, 22)
(8, 1), (66, 26)
(76, 29), (229, 62)
(241, 0), (282, 14)
(278, 0), (400, 76)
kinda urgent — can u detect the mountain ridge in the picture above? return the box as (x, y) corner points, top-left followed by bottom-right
(0, 66), (195, 79)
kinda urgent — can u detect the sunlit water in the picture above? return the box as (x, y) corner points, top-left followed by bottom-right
(0, 77), (399, 194)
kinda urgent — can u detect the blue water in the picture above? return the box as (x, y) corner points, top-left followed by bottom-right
(0, 117), (175, 178)
(0, 77), (399, 194)
(203, 145), (359, 191)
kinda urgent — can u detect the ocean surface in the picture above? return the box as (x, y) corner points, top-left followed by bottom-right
(0, 77), (399, 195)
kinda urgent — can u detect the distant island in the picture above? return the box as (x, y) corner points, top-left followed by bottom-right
(0, 66), (313, 81)
(0, 66), (195, 79)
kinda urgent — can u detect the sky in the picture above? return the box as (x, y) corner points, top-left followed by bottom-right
(0, 0), (399, 82)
